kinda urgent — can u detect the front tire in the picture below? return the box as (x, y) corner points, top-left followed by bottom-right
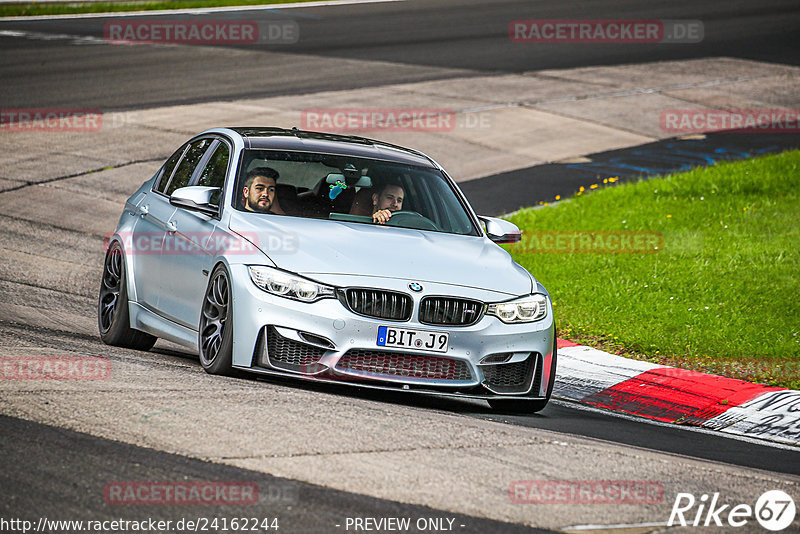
(488, 337), (558, 414)
(98, 242), (157, 351)
(199, 265), (235, 375)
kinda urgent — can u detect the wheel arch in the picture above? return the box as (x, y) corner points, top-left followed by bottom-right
(104, 235), (140, 305)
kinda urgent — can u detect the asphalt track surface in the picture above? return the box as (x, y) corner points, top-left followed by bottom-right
(1, 0), (800, 531)
(0, 416), (554, 534)
(0, 0), (799, 109)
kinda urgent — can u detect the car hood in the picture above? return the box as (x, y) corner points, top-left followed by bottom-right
(228, 212), (533, 297)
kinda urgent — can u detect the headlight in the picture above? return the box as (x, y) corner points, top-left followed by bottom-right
(248, 266), (335, 302)
(486, 294), (548, 323)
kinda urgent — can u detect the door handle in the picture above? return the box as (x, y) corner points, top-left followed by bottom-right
(166, 220), (177, 233)
(138, 204), (149, 217)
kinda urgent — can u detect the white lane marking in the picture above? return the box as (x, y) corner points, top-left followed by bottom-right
(551, 398), (800, 452)
(0, 0), (406, 21)
(0, 28), (105, 44)
(0, 28), (235, 49)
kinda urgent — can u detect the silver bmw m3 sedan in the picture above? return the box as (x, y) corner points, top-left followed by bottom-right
(99, 127), (556, 412)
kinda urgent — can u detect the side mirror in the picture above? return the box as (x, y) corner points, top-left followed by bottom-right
(170, 186), (221, 216)
(478, 216), (522, 244)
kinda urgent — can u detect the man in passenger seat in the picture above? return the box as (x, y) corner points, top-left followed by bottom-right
(242, 167), (279, 213)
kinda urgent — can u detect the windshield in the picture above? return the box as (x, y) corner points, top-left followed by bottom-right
(233, 149), (479, 236)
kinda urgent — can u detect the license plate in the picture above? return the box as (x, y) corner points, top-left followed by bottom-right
(376, 326), (449, 353)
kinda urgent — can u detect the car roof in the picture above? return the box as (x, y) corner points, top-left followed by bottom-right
(228, 127), (438, 168)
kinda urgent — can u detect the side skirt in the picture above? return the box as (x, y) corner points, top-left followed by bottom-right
(129, 302), (198, 351)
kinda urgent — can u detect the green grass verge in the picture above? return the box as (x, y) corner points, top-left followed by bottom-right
(1, 0), (328, 17)
(504, 150), (800, 389)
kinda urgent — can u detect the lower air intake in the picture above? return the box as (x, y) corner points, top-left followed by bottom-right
(336, 349), (472, 381)
(481, 354), (538, 394)
(265, 326), (327, 374)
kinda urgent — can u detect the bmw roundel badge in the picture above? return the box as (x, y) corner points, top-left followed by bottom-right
(408, 282), (423, 292)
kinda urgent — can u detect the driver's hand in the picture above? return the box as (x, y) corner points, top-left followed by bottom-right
(372, 209), (393, 224)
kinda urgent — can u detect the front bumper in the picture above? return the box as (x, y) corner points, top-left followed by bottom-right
(229, 265), (555, 399)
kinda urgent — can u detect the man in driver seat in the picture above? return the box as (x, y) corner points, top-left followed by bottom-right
(371, 182), (404, 224)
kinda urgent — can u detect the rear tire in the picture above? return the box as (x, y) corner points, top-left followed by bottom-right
(98, 242), (157, 351)
(198, 265), (235, 375)
(489, 337), (557, 413)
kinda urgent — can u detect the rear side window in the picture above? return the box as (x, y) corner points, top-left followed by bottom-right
(154, 144), (187, 193)
(196, 142), (230, 206)
(165, 138), (213, 196)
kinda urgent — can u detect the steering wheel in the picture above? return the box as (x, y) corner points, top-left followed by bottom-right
(383, 211), (440, 231)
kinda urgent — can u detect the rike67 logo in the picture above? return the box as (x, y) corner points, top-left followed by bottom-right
(669, 490), (796, 531)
